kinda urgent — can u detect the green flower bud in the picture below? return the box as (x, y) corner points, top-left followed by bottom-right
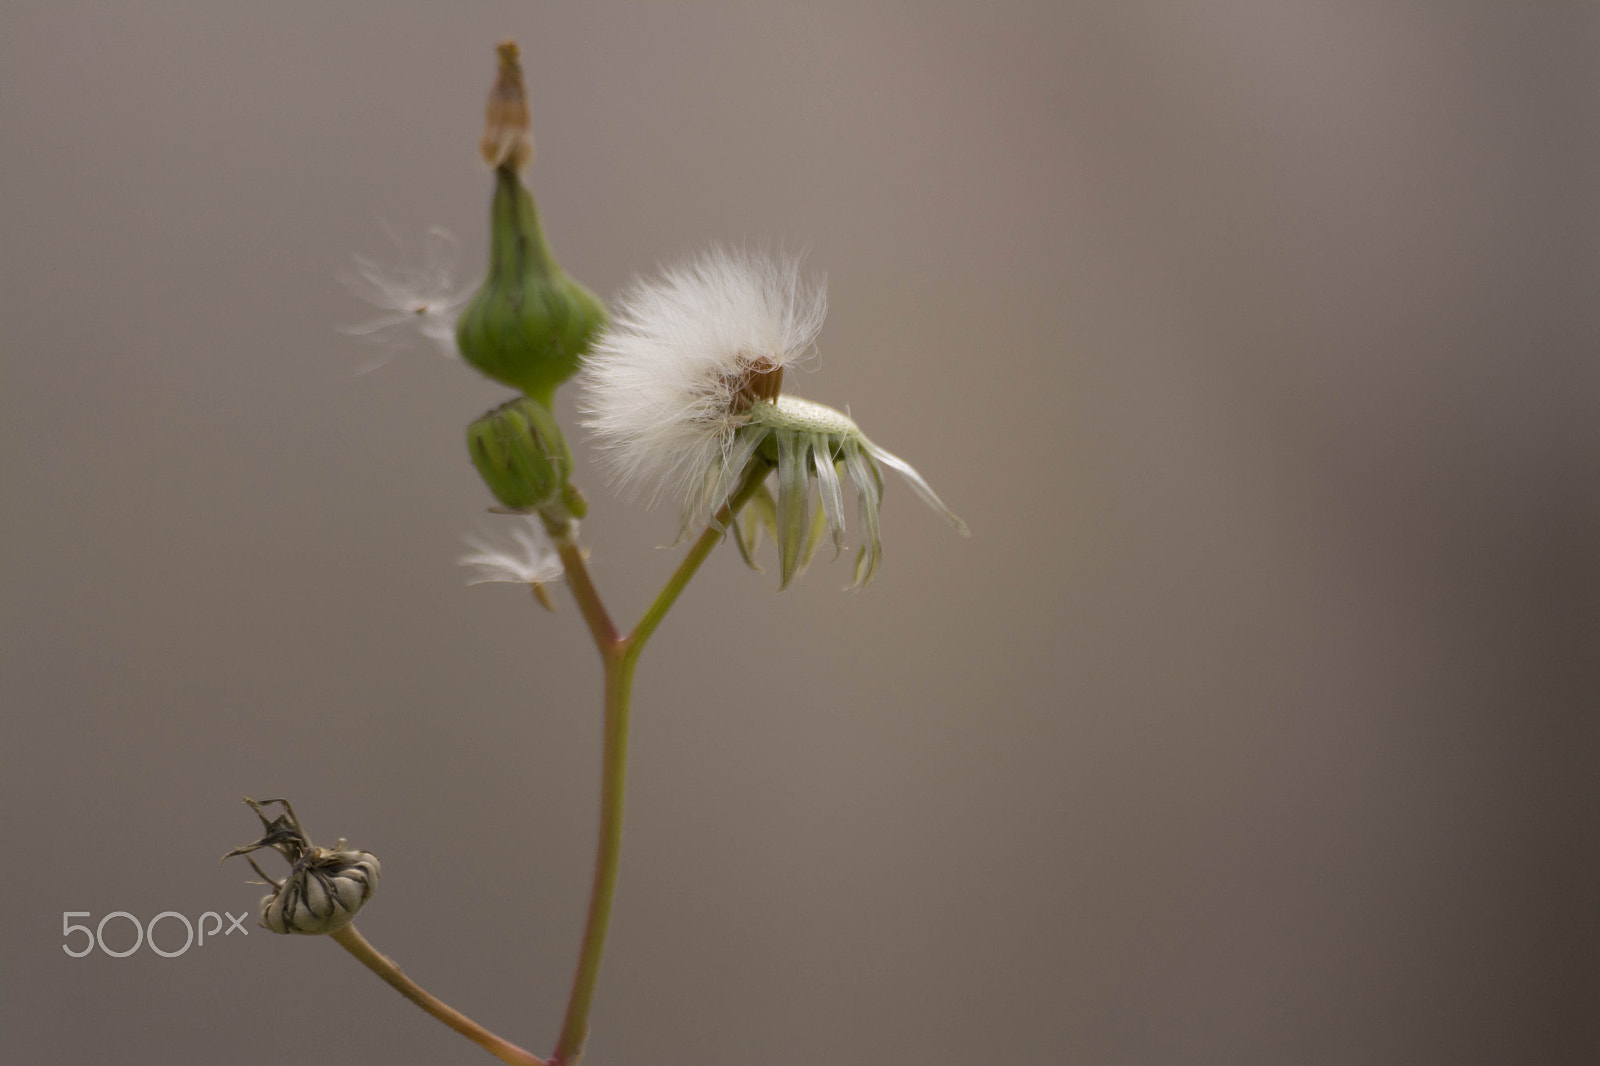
(455, 167), (607, 406)
(467, 397), (575, 513)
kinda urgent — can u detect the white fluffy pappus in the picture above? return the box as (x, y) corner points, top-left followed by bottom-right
(458, 517), (565, 609)
(340, 225), (472, 368)
(579, 247), (826, 512)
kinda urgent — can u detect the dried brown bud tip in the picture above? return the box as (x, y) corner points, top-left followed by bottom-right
(481, 40), (533, 172)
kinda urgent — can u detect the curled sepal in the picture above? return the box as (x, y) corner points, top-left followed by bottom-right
(222, 798), (380, 936)
(775, 429), (813, 589)
(732, 481), (778, 572)
(843, 438), (885, 589)
(709, 397), (968, 589)
(798, 480), (831, 574)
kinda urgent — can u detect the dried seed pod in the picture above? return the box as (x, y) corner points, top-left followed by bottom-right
(222, 798), (380, 936)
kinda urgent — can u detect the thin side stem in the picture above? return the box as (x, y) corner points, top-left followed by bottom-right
(330, 924), (546, 1066)
(625, 460), (771, 660)
(546, 517), (620, 651)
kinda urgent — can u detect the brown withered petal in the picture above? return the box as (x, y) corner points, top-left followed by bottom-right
(480, 40), (532, 172)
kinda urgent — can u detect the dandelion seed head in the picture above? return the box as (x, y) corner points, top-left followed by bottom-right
(580, 246), (826, 511)
(580, 245), (965, 587)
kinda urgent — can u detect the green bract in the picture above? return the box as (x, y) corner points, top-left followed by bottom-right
(456, 167), (607, 406)
(720, 396), (969, 590)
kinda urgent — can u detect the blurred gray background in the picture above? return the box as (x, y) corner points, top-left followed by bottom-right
(3, 3), (1597, 1064)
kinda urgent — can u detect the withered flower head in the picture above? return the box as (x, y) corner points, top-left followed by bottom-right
(222, 798), (380, 936)
(580, 247), (968, 587)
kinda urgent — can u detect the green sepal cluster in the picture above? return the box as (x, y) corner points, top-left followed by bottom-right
(456, 167), (607, 407)
(729, 447), (843, 590)
(467, 397), (578, 514)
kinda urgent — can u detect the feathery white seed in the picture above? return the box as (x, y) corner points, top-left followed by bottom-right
(458, 518), (564, 587)
(340, 226), (472, 365)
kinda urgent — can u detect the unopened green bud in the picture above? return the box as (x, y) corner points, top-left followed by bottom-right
(456, 171), (606, 405)
(455, 48), (605, 405)
(467, 397), (575, 512)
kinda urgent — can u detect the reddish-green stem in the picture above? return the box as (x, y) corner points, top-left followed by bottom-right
(331, 924), (546, 1066)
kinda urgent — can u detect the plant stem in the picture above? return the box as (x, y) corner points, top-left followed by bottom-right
(549, 649), (630, 1066)
(330, 924), (546, 1066)
(547, 519), (619, 652)
(331, 467), (769, 1063)
(625, 462), (771, 659)
(548, 462), (769, 1066)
